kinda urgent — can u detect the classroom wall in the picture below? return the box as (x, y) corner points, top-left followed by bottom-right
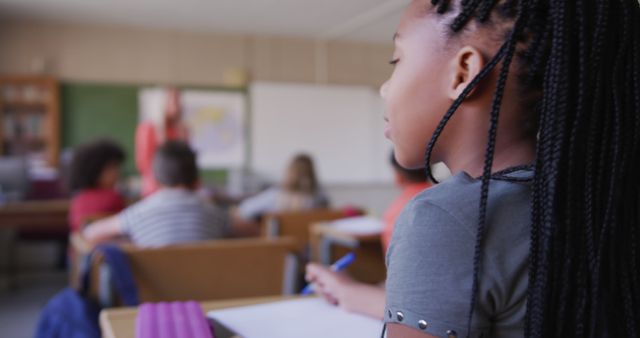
(60, 82), (239, 182)
(0, 18), (394, 182)
(0, 18), (394, 88)
(0, 18), (398, 200)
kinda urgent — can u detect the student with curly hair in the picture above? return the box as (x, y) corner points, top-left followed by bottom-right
(68, 139), (126, 232)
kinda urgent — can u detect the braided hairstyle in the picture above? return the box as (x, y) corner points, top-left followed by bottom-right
(422, 0), (640, 337)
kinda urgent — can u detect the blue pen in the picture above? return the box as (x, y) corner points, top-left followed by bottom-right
(301, 252), (356, 295)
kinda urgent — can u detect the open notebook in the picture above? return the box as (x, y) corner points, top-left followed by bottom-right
(207, 297), (383, 338)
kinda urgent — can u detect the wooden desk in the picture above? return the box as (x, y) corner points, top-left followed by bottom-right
(100, 295), (295, 338)
(0, 199), (70, 287)
(309, 222), (386, 284)
(0, 199), (69, 229)
(260, 209), (350, 255)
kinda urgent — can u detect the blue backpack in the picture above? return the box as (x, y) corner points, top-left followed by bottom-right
(34, 245), (139, 338)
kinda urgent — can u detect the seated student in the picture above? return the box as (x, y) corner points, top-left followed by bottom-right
(381, 152), (432, 252)
(234, 153), (329, 223)
(68, 139), (127, 232)
(82, 141), (229, 247)
(305, 151), (431, 319)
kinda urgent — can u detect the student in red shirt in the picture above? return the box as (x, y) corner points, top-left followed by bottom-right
(68, 139), (126, 232)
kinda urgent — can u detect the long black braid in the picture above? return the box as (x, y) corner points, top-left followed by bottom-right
(424, 0), (640, 337)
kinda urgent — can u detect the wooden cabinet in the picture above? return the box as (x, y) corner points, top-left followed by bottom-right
(0, 76), (60, 167)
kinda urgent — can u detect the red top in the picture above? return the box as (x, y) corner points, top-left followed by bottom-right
(69, 188), (126, 232)
(381, 182), (432, 253)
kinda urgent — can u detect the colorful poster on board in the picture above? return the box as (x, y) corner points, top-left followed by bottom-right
(138, 88), (246, 169)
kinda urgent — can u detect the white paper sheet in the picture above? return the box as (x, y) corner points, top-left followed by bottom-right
(207, 298), (383, 338)
(329, 216), (384, 236)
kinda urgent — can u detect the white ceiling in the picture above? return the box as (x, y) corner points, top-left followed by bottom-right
(0, 0), (409, 44)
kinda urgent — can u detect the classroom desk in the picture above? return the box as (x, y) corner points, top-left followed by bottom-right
(0, 199), (70, 287)
(0, 199), (69, 229)
(309, 222), (386, 284)
(100, 295), (296, 338)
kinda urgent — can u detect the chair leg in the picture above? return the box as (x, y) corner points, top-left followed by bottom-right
(4, 229), (18, 290)
(56, 237), (68, 270)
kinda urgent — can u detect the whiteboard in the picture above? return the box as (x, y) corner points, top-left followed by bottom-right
(250, 82), (394, 184)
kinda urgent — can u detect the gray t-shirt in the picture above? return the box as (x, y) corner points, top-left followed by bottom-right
(385, 169), (532, 338)
(119, 188), (229, 247)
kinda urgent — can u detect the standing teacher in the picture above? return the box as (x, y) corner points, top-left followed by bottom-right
(135, 88), (189, 196)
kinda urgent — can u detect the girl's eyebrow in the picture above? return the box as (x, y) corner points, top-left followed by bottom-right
(393, 33), (400, 41)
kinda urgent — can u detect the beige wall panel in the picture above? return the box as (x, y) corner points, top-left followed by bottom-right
(172, 31), (247, 86)
(0, 19), (393, 87)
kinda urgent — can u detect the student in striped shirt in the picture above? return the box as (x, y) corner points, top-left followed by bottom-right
(82, 141), (229, 247)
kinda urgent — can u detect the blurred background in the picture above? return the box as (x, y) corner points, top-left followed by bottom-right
(0, 1), (420, 337)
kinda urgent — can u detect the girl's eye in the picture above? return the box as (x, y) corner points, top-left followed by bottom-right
(389, 59), (400, 66)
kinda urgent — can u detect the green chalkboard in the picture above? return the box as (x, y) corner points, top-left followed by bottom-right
(61, 83), (138, 175)
(60, 82), (230, 184)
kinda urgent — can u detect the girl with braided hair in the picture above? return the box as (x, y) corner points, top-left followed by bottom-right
(380, 0), (640, 337)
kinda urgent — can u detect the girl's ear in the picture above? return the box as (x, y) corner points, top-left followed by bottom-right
(448, 46), (485, 100)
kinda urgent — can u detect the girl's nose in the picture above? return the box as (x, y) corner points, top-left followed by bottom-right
(380, 80), (390, 99)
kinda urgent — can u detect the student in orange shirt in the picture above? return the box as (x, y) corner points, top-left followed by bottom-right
(305, 151), (430, 319)
(381, 152), (431, 252)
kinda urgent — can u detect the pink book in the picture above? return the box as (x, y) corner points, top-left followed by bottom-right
(136, 301), (213, 338)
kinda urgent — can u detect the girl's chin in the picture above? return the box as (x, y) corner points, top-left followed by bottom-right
(395, 152), (423, 170)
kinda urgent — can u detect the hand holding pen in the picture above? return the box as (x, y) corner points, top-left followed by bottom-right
(302, 252), (356, 295)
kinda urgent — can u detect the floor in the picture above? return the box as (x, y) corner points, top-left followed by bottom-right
(0, 240), (68, 338)
(0, 271), (67, 338)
